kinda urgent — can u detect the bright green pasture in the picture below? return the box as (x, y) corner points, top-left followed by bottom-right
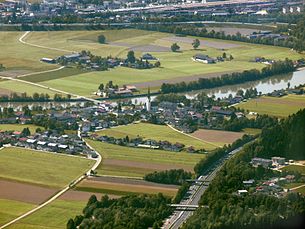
(0, 80), (59, 97)
(237, 95), (305, 117)
(8, 200), (85, 229)
(20, 29), (305, 96)
(0, 148), (94, 188)
(0, 199), (35, 226)
(86, 139), (205, 177)
(97, 122), (216, 150)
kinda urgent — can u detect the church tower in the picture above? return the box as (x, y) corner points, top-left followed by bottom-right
(146, 87), (151, 112)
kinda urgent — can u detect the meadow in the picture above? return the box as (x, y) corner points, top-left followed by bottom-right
(86, 139), (205, 178)
(282, 165), (305, 175)
(0, 124), (42, 134)
(0, 147), (94, 187)
(1, 29), (304, 97)
(96, 122), (217, 150)
(7, 200), (85, 229)
(0, 199), (35, 226)
(237, 95), (305, 117)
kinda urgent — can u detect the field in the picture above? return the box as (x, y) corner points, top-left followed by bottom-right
(237, 95), (305, 117)
(86, 139), (205, 178)
(282, 165), (305, 175)
(7, 200), (85, 229)
(1, 29), (304, 96)
(0, 147), (94, 187)
(96, 123), (217, 150)
(0, 199), (35, 226)
(77, 176), (178, 197)
(190, 129), (245, 146)
(0, 124), (42, 133)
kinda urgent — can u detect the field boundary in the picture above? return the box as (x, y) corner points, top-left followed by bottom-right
(0, 145), (102, 228)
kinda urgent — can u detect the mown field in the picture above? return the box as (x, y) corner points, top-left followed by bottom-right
(237, 95), (305, 117)
(0, 199), (35, 227)
(282, 165), (305, 175)
(96, 122), (216, 150)
(7, 200), (85, 229)
(0, 124), (42, 134)
(1, 29), (304, 96)
(0, 147), (94, 187)
(86, 139), (205, 178)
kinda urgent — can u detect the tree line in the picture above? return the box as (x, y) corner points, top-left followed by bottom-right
(144, 169), (192, 185)
(0, 92), (72, 102)
(160, 59), (295, 94)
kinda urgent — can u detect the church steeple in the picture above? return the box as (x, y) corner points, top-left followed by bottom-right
(146, 87), (151, 112)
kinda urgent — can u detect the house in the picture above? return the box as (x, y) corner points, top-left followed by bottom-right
(142, 53), (156, 60)
(251, 157), (272, 168)
(193, 54), (215, 64)
(237, 190), (248, 195)
(272, 157), (285, 166)
(243, 179), (255, 186)
(41, 58), (56, 64)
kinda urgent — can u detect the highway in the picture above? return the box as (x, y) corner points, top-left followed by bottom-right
(163, 146), (243, 229)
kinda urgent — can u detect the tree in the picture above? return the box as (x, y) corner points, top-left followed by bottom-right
(192, 39), (200, 49)
(222, 52), (227, 59)
(127, 50), (136, 63)
(98, 83), (104, 91)
(97, 34), (106, 44)
(229, 55), (234, 60)
(154, 61), (161, 67)
(67, 219), (76, 229)
(22, 127), (31, 136)
(171, 43), (180, 52)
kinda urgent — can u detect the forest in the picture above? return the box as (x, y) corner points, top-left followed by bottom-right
(183, 109), (305, 229)
(67, 194), (172, 229)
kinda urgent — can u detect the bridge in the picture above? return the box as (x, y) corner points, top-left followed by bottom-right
(169, 204), (205, 211)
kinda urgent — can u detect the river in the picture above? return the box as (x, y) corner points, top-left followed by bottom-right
(132, 68), (305, 104)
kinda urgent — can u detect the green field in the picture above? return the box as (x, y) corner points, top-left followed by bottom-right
(86, 139), (205, 177)
(282, 165), (305, 175)
(0, 124), (42, 133)
(237, 95), (305, 117)
(0, 199), (35, 226)
(96, 123), (216, 150)
(1, 29), (303, 96)
(294, 185), (305, 195)
(0, 148), (94, 187)
(8, 200), (85, 229)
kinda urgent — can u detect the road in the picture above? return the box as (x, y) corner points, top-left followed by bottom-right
(163, 146), (244, 229)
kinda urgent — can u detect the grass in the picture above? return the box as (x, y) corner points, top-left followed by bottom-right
(0, 124), (42, 133)
(294, 185), (305, 195)
(0, 147), (94, 188)
(0, 199), (35, 226)
(242, 128), (262, 135)
(86, 139), (205, 177)
(8, 200), (85, 229)
(283, 183), (304, 189)
(96, 123), (216, 150)
(0, 80), (59, 97)
(76, 181), (177, 197)
(282, 165), (305, 175)
(237, 95), (305, 117)
(12, 29), (303, 97)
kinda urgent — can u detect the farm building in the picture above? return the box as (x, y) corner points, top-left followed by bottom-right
(193, 54), (215, 64)
(142, 53), (156, 60)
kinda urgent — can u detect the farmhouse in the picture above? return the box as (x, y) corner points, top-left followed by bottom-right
(41, 58), (56, 64)
(251, 157), (272, 168)
(193, 54), (215, 64)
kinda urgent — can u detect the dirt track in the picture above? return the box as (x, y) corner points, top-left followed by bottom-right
(0, 179), (57, 204)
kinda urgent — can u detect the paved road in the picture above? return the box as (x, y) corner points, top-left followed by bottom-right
(163, 146), (244, 229)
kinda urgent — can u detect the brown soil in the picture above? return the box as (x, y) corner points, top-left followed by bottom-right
(191, 129), (244, 144)
(59, 190), (119, 201)
(103, 158), (194, 172)
(0, 88), (15, 96)
(0, 179), (57, 204)
(0, 70), (31, 78)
